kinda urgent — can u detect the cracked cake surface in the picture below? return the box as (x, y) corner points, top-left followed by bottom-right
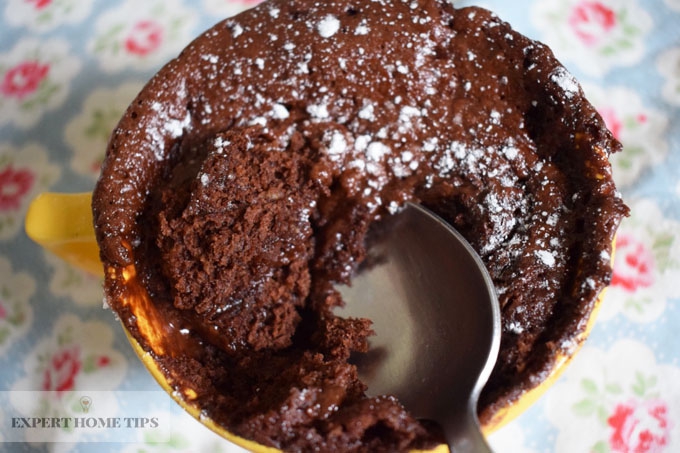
(93, 0), (628, 450)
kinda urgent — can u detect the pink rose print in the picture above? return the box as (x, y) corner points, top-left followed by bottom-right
(27, 0), (52, 10)
(0, 301), (6, 319)
(598, 107), (623, 140)
(611, 233), (655, 292)
(568, 1), (617, 46)
(124, 20), (164, 56)
(598, 107), (649, 142)
(0, 60), (50, 99)
(0, 165), (35, 211)
(42, 345), (82, 395)
(607, 399), (670, 453)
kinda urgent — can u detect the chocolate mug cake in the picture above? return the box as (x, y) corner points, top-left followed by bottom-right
(92, 0), (627, 450)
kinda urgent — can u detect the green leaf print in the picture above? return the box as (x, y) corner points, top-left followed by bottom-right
(93, 24), (126, 53)
(622, 145), (644, 160)
(7, 302), (25, 326)
(600, 46), (618, 57)
(617, 39), (633, 50)
(0, 216), (16, 234)
(57, 325), (75, 346)
(632, 371), (657, 397)
(622, 24), (640, 37)
(19, 80), (60, 112)
(0, 326), (9, 344)
(598, 405), (610, 424)
(573, 397), (597, 417)
(83, 355), (97, 373)
(71, 398), (83, 414)
(151, 3), (166, 17)
(623, 116), (639, 130)
(652, 233), (676, 271)
(36, 11), (54, 25)
(85, 108), (122, 142)
(60, 266), (82, 289)
(581, 378), (599, 395)
(605, 382), (623, 395)
(625, 296), (652, 314)
(592, 440), (610, 453)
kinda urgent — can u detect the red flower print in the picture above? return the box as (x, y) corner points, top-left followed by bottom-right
(124, 20), (164, 56)
(611, 233), (655, 292)
(0, 165), (35, 211)
(96, 355), (110, 367)
(599, 107), (623, 140)
(42, 345), (82, 395)
(27, 0), (53, 10)
(0, 301), (6, 320)
(608, 399), (669, 453)
(568, 1), (617, 46)
(0, 61), (50, 99)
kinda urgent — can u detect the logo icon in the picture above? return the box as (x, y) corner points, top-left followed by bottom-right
(79, 396), (92, 413)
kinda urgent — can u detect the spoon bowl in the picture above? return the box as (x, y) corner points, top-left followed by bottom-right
(336, 202), (501, 452)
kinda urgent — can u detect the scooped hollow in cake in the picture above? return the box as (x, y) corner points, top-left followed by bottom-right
(92, 0), (628, 450)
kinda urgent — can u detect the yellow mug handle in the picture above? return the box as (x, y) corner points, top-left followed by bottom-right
(25, 192), (103, 276)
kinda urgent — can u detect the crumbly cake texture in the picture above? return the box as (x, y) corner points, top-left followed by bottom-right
(93, 0), (628, 451)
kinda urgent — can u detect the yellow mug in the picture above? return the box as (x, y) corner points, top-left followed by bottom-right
(25, 191), (610, 452)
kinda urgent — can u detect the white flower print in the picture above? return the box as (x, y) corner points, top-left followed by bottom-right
(597, 198), (680, 323)
(64, 82), (144, 180)
(0, 38), (81, 128)
(4, 0), (92, 33)
(202, 0), (263, 18)
(531, 0), (653, 77)
(45, 252), (104, 308)
(657, 47), (680, 107)
(545, 339), (680, 453)
(580, 84), (668, 188)
(88, 0), (198, 73)
(0, 142), (61, 240)
(0, 256), (35, 355)
(488, 421), (539, 453)
(10, 314), (126, 444)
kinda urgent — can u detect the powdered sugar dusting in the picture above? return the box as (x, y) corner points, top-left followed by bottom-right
(327, 131), (347, 158)
(506, 320), (524, 334)
(535, 250), (556, 267)
(307, 103), (329, 119)
(231, 23), (243, 38)
(272, 103), (289, 119)
(317, 15), (340, 38)
(366, 142), (390, 162)
(550, 67), (579, 99)
(355, 20), (370, 35)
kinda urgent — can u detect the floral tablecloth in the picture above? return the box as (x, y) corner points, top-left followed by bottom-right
(1, 0), (678, 452)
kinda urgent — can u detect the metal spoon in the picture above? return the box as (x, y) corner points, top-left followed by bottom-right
(336, 202), (501, 452)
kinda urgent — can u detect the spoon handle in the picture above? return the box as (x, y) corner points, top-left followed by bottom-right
(444, 411), (493, 453)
